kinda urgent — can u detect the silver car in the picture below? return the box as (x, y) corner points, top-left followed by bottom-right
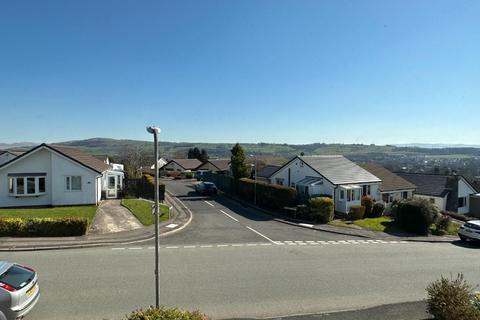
(0, 262), (39, 320)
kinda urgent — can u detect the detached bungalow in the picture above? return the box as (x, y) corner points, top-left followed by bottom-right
(359, 164), (416, 205)
(160, 159), (202, 173)
(397, 173), (477, 215)
(269, 155), (382, 214)
(196, 159), (231, 174)
(0, 144), (123, 208)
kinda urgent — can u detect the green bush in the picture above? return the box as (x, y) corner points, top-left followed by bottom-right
(308, 197), (334, 223)
(348, 205), (365, 220)
(426, 273), (480, 320)
(0, 217), (88, 237)
(371, 202), (385, 218)
(394, 198), (439, 235)
(361, 196), (373, 217)
(184, 172), (193, 179)
(124, 307), (208, 320)
(434, 215), (452, 236)
(237, 178), (296, 211)
(143, 174), (166, 200)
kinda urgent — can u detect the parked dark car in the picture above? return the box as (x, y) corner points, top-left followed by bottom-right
(195, 182), (218, 195)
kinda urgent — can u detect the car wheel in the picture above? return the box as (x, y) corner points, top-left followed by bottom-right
(459, 235), (468, 242)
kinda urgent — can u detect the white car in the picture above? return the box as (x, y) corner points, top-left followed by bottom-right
(458, 220), (480, 242)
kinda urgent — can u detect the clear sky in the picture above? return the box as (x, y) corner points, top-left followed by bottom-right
(0, 0), (479, 145)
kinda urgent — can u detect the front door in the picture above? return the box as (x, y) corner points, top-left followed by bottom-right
(106, 175), (117, 198)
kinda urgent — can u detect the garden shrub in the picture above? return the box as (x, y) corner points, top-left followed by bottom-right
(237, 178), (296, 211)
(394, 198), (439, 235)
(307, 197), (334, 223)
(426, 273), (480, 320)
(143, 174), (166, 200)
(124, 307), (209, 320)
(0, 217), (88, 237)
(371, 202), (385, 218)
(295, 204), (308, 220)
(348, 205), (365, 220)
(184, 172), (193, 179)
(361, 196), (373, 217)
(434, 215), (452, 236)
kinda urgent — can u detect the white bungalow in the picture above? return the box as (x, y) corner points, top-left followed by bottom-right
(0, 144), (123, 208)
(268, 155), (382, 214)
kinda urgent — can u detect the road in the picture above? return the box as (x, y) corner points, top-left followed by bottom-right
(5, 180), (480, 320)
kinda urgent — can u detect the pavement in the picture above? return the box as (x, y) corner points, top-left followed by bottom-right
(89, 199), (143, 234)
(0, 192), (192, 251)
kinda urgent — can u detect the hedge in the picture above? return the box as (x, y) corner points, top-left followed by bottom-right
(393, 198), (439, 235)
(124, 307), (209, 320)
(142, 174), (166, 200)
(349, 205), (366, 220)
(371, 202), (385, 218)
(308, 197), (334, 223)
(236, 178), (296, 211)
(0, 217), (88, 237)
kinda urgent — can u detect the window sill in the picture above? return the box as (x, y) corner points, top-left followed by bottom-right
(8, 193), (47, 198)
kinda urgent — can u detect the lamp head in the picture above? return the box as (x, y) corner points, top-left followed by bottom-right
(146, 126), (161, 134)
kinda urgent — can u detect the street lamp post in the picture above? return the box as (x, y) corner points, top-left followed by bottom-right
(249, 154), (257, 206)
(146, 126), (161, 308)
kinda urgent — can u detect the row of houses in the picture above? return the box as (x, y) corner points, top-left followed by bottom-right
(256, 155), (478, 215)
(1, 143), (478, 216)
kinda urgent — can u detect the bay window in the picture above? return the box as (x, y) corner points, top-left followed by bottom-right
(7, 174), (47, 196)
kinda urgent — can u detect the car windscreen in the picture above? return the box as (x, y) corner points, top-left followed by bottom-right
(0, 265), (35, 290)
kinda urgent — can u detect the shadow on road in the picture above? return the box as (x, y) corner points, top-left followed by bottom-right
(450, 240), (480, 249)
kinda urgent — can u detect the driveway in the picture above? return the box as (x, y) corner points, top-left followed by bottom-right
(89, 199), (143, 234)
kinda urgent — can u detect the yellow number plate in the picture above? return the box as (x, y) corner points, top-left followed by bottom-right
(26, 284), (37, 297)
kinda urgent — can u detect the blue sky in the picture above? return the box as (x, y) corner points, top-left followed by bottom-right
(1, 0), (479, 145)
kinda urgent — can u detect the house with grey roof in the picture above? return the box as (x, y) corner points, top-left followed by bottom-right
(256, 165), (281, 183)
(160, 158), (203, 173)
(269, 155), (382, 214)
(196, 159), (231, 173)
(359, 164), (416, 205)
(0, 150), (19, 166)
(396, 172), (477, 214)
(0, 143), (124, 208)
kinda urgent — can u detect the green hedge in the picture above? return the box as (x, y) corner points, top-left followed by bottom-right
(393, 198), (439, 235)
(349, 205), (366, 220)
(124, 307), (208, 320)
(143, 174), (166, 200)
(0, 217), (88, 237)
(308, 197), (334, 223)
(237, 178), (296, 211)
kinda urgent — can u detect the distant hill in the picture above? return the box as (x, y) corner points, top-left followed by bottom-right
(3, 138), (480, 161)
(0, 142), (36, 150)
(395, 143), (480, 149)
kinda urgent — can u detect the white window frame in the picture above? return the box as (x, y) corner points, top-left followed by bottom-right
(66, 175), (82, 191)
(8, 175), (47, 197)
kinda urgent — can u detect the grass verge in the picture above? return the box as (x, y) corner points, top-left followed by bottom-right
(121, 199), (170, 226)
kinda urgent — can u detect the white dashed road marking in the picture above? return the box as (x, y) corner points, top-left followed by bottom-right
(245, 226), (278, 244)
(204, 200), (215, 207)
(220, 210), (240, 222)
(111, 239), (412, 251)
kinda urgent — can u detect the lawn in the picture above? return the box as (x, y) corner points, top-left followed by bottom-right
(0, 206), (97, 225)
(352, 216), (399, 232)
(121, 199), (170, 226)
